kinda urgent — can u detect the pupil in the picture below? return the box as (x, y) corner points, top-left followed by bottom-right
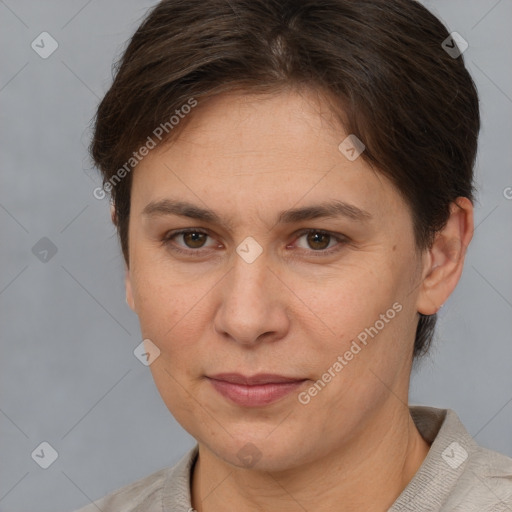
(185, 232), (205, 248)
(309, 232), (329, 250)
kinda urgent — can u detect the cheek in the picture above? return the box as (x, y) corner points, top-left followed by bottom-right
(134, 272), (205, 416)
(130, 243), (187, 318)
(293, 257), (414, 386)
(296, 262), (399, 339)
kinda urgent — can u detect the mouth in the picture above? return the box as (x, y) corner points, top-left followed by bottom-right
(206, 373), (308, 407)
(208, 372), (306, 385)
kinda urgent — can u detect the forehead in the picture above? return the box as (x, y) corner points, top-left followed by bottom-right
(172, 88), (345, 155)
(130, 89), (409, 226)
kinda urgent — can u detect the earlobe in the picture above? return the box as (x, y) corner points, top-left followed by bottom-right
(110, 201), (117, 226)
(114, 203), (134, 310)
(125, 268), (136, 312)
(416, 197), (474, 315)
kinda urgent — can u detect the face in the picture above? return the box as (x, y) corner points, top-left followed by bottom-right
(125, 88), (426, 471)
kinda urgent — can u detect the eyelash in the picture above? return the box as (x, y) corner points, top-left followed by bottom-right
(161, 228), (348, 258)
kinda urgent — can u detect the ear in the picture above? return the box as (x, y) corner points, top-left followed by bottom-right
(125, 266), (136, 312)
(110, 201), (117, 226)
(416, 197), (474, 315)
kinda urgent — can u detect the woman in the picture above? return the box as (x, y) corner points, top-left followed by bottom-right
(76, 0), (512, 510)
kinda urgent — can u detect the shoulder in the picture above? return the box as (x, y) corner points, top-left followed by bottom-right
(441, 408), (512, 510)
(449, 442), (512, 511)
(402, 406), (512, 511)
(71, 445), (199, 512)
(71, 466), (171, 512)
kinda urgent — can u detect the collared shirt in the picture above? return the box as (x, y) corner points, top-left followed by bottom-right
(73, 406), (512, 511)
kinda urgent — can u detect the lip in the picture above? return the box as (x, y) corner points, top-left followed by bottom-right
(207, 373), (308, 407)
(208, 373), (305, 385)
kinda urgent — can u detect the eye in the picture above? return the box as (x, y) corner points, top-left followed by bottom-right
(290, 229), (348, 256)
(161, 228), (348, 257)
(162, 228), (217, 255)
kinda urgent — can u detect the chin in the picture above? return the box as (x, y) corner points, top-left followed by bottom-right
(202, 434), (318, 473)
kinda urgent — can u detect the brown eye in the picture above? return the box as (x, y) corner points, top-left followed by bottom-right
(291, 229), (348, 257)
(162, 229), (216, 255)
(163, 228), (347, 258)
(181, 231), (208, 249)
(305, 231), (332, 251)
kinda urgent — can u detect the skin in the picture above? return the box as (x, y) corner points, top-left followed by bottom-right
(123, 87), (473, 511)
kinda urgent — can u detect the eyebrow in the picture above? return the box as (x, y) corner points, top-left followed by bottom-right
(142, 198), (372, 229)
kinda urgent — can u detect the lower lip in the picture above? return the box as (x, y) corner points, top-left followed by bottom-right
(208, 378), (307, 407)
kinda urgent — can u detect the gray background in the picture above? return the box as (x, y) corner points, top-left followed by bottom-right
(0, 1), (511, 510)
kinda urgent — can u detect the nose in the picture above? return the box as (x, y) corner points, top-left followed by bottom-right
(213, 249), (290, 347)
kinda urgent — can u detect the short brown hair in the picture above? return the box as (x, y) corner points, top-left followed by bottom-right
(91, 0), (480, 358)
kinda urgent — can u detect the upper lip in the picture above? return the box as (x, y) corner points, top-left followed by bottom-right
(207, 373), (306, 385)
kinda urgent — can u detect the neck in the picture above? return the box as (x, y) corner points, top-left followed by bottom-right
(191, 404), (430, 512)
